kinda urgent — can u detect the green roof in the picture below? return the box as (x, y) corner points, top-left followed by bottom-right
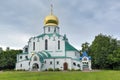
(22, 52), (28, 54)
(37, 33), (62, 38)
(36, 51), (52, 63)
(65, 41), (79, 52)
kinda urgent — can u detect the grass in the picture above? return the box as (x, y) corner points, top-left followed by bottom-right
(0, 70), (120, 80)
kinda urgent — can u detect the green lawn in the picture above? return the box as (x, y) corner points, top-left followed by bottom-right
(0, 70), (120, 80)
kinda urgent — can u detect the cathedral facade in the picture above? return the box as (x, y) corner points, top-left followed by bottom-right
(15, 8), (91, 71)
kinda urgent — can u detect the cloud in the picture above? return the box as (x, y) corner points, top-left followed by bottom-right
(0, 0), (120, 50)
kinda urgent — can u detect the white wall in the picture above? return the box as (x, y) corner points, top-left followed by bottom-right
(28, 34), (65, 58)
(66, 51), (80, 59)
(17, 54), (28, 62)
(16, 60), (29, 70)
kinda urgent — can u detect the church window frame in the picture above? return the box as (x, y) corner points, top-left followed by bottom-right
(25, 56), (28, 60)
(54, 28), (56, 33)
(48, 27), (50, 32)
(83, 57), (87, 61)
(33, 42), (35, 51)
(44, 61), (46, 64)
(50, 61), (52, 65)
(20, 56), (22, 59)
(58, 40), (60, 50)
(20, 64), (22, 67)
(56, 61), (59, 65)
(45, 39), (48, 50)
(73, 62), (76, 66)
(25, 48), (28, 53)
(77, 64), (80, 67)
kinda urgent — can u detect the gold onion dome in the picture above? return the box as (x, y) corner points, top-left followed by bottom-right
(44, 14), (59, 26)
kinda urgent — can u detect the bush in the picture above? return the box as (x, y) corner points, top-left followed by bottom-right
(76, 69), (81, 71)
(55, 68), (61, 71)
(16, 69), (25, 71)
(67, 69), (71, 71)
(71, 68), (75, 71)
(45, 69), (47, 71)
(48, 68), (53, 71)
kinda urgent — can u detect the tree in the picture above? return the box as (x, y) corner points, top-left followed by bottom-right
(89, 34), (119, 69)
(81, 42), (89, 52)
(0, 49), (22, 70)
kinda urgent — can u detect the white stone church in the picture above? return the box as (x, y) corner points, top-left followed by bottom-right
(15, 7), (91, 71)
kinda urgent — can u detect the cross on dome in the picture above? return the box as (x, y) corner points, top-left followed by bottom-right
(44, 2), (59, 26)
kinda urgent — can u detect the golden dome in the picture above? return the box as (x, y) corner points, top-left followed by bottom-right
(44, 14), (59, 26)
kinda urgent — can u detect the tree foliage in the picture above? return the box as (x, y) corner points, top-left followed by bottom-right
(88, 34), (120, 69)
(0, 49), (22, 70)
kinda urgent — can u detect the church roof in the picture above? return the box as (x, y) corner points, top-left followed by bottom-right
(65, 41), (79, 52)
(35, 51), (52, 63)
(37, 33), (62, 38)
(80, 51), (91, 60)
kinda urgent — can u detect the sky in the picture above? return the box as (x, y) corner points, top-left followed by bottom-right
(0, 0), (120, 50)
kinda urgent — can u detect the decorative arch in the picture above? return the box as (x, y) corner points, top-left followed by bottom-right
(32, 63), (39, 70)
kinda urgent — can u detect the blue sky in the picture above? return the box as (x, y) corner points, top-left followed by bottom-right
(0, 0), (120, 50)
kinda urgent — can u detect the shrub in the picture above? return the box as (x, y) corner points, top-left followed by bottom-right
(55, 68), (61, 71)
(76, 69), (81, 71)
(45, 69), (47, 71)
(71, 68), (75, 71)
(48, 68), (53, 71)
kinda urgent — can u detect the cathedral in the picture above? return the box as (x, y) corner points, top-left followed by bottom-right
(15, 5), (91, 71)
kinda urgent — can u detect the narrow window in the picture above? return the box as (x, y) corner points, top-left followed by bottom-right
(25, 48), (28, 52)
(57, 61), (59, 65)
(77, 64), (80, 67)
(44, 61), (46, 64)
(25, 56), (28, 59)
(48, 27), (50, 32)
(58, 40), (60, 50)
(73, 62), (76, 66)
(20, 64), (22, 67)
(45, 39), (48, 50)
(54, 28), (56, 33)
(50, 61), (52, 65)
(33, 42), (35, 50)
(20, 56), (22, 59)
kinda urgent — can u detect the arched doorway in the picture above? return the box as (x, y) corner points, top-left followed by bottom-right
(32, 63), (39, 71)
(63, 62), (68, 70)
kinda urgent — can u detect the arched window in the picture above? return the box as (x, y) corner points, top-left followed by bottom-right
(45, 39), (48, 50)
(33, 42), (35, 50)
(20, 56), (22, 59)
(25, 48), (28, 52)
(58, 40), (60, 50)
(73, 62), (76, 66)
(83, 57), (87, 61)
(48, 27), (50, 32)
(20, 64), (22, 67)
(54, 28), (56, 33)
(33, 56), (37, 61)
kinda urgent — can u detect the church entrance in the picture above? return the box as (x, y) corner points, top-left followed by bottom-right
(32, 63), (39, 71)
(63, 62), (68, 70)
(82, 62), (89, 70)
